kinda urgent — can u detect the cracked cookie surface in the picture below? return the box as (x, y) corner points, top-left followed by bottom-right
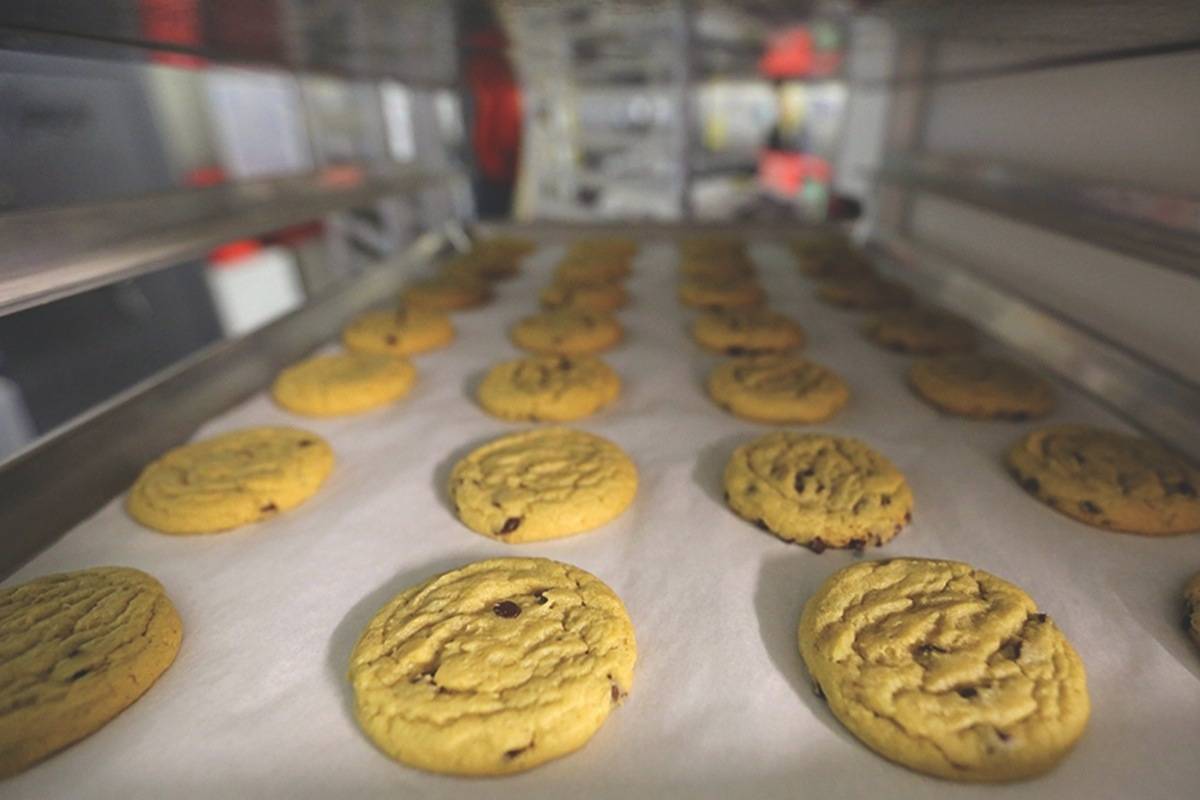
(127, 427), (334, 534)
(272, 352), (416, 417)
(450, 428), (637, 543)
(1007, 425), (1200, 535)
(349, 557), (636, 775)
(708, 355), (848, 424)
(342, 306), (455, 356)
(909, 355), (1053, 420)
(798, 558), (1089, 782)
(511, 309), (623, 356)
(477, 355), (620, 422)
(0, 567), (182, 777)
(691, 308), (805, 355)
(865, 307), (977, 354)
(723, 432), (911, 551)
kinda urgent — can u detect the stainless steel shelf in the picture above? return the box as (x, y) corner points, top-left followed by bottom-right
(0, 230), (447, 576)
(870, 234), (1200, 463)
(0, 169), (451, 317)
(875, 154), (1200, 280)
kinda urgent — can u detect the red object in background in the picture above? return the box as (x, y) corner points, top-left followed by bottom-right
(209, 239), (262, 267)
(465, 30), (522, 182)
(760, 27), (841, 78)
(139, 0), (205, 68)
(758, 151), (831, 196)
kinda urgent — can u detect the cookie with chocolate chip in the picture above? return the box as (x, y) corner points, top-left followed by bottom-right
(691, 308), (806, 355)
(477, 355), (620, 421)
(722, 432), (912, 551)
(865, 307), (977, 354)
(1186, 571), (1200, 649)
(707, 355), (848, 424)
(908, 355), (1053, 420)
(342, 306), (455, 356)
(817, 276), (912, 311)
(1007, 425), (1200, 535)
(449, 428), (637, 543)
(511, 309), (623, 356)
(799, 558), (1090, 781)
(349, 557), (636, 775)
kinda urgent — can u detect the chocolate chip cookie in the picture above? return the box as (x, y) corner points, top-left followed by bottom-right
(691, 308), (806, 355)
(909, 355), (1054, 420)
(817, 276), (912, 310)
(707, 355), (849, 424)
(477, 354), (620, 421)
(511, 309), (623, 356)
(865, 307), (977, 354)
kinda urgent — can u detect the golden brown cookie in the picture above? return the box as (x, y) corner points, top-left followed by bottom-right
(127, 427), (334, 534)
(791, 236), (874, 278)
(865, 307), (977, 355)
(0, 567), (182, 778)
(511, 309), (623, 356)
(272, 352), (416, 417)
(540, 281), (628, 313)
(477, 355), (620, 421)
(708, 355), (849, 423)
(555, 258), (631, 285)
(799, 558), (1090, 782)
(678, 256), (756, 282)
(678, 276), (765, 310)
(342, 306), (455, 356)
(908, 355), (1054, 420)
(402, 273), (491, 311)
(449, 428), (638, 543)
(817, 276), (912, 310)
(348, 557), (635, 776)
(1186, 572), (1200, 649)
(723, 432), (913, 551)
(691, 308), (805, 355)
(1007, 425), (1200, 535)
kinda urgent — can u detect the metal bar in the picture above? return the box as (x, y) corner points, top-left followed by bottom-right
(870, 235), (1200, 463)
(0, 231), (446, 578)
(874, 154), (1200, 280)
(0, 169), (451, 317)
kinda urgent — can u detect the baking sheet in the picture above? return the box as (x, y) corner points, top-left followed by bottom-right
(5, 238), (1199, 799)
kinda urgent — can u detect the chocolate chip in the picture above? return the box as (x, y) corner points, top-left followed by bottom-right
(916, 643), (946, 657)
(808, 538), (827, 554)
(726, 346), (747, 356)
(848, 538), (866, 551)
(956, 687), (978, 699)
(1173, 482), (1196, 497)
(793, 475), (806, 493)
(996, 730), (1011, 742)
(498, 517), (522, 534)
(534, 592), (549, 605)
(754, 518), (770, 532)
(611, 684), (621, 702)
(1032, 613), (1047, 623)
(1019, 476), (1040, 494)
(298, 439), (314, 448)
(504, 745), (530, 760)
(385, 334), (398, 346)
(999, 639), (1023, 660)
(1079, 500), (1101, 514)
(260, 502), (278, 513)
(881, 495), (892, 507)
(904, 511), (912, 523)
(493, 601), (521, 618)
(812, 682), (825, 699)
(1007, 412), (1030, 422)
(852, 499), (868, 514)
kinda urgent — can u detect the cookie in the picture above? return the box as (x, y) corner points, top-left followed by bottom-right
(566, 237), (637, 260)
(817, 276), (912, 310)
(708, 355), (849, 423)
(555, 258), (631, 285)
(402, 274), (491, 311)
(723, 432), (912, 551)
(791, 237), (874, 278)
(478, 235), (536, 259)
(127, 427), (334, 534)
(678, 277), (765, 310)
(0, 567), (182, 778)
(1186, 572), (1200, 649)
(679, 257), (756, 282)
(691, 308), (806, 355)
(272, 352), (416, 417)
(799, 558), (1090, 782)
(1007, 425), (1200, 535)
(908, 356), (1054, 420)
(678, 236), (745, 259)
(511, 309), (623, 356)
(865, 307), (977, 354)
(477, 355), (620, 421)
(342, 306), (455, 356)
(540, 281), (628, 313)
(443, 251), (519, 281)
(348, 557), (635, 776)
(449, 428), (637, 543)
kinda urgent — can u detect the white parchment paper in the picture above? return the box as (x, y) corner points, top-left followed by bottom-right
(5, 240), (1199, 799)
